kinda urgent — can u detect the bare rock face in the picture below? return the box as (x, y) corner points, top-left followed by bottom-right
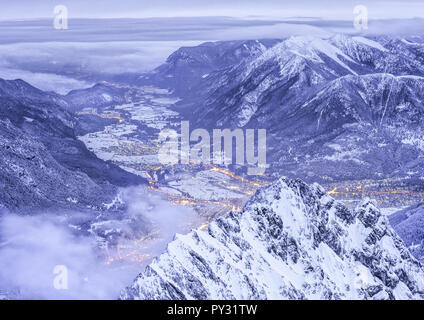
(121, 178), (424, 300)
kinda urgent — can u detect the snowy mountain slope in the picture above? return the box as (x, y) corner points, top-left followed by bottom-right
(0, 78), (127, 113)
(64, 83), (130, 112)
(390, 203), (424, 263)
(132, 35), (424, 133)
(130, 35), (424, 136)
(189, 35), (424, 129)
(137, 39), (280, 97)
(129, 35), (424, 184)
(0, 78), (145, 212)
(121, 177), (424, 300)
(190, 71), (424, 182)
(0, 118), (113, 212)
(330, 35), (424, 76)
(264, 73), (424, 182)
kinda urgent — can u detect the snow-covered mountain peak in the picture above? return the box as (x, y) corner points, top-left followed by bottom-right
(285, 36), (356, 63)
(121, 177), (424, 300)
(244, 36), (359, 78)
(330, 34), (388, 53)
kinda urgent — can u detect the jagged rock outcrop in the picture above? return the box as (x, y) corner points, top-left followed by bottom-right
(121, 178), (424, 300)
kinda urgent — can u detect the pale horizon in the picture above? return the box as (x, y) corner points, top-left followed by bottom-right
(0, 0), (424, 20)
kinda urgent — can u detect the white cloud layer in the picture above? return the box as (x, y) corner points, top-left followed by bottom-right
(0, 187), (199, 299)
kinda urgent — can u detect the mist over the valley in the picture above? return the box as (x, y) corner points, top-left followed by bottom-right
(0, 187), (199, 299)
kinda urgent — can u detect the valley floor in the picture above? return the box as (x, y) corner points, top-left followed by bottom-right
(76, 86), (421, 269)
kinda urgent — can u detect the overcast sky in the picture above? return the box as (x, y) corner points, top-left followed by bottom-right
(1, 0), (424, 20)
(0, 0), (423, 94)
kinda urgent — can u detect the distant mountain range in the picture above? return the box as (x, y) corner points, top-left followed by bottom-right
(137, 35), (424, 184)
